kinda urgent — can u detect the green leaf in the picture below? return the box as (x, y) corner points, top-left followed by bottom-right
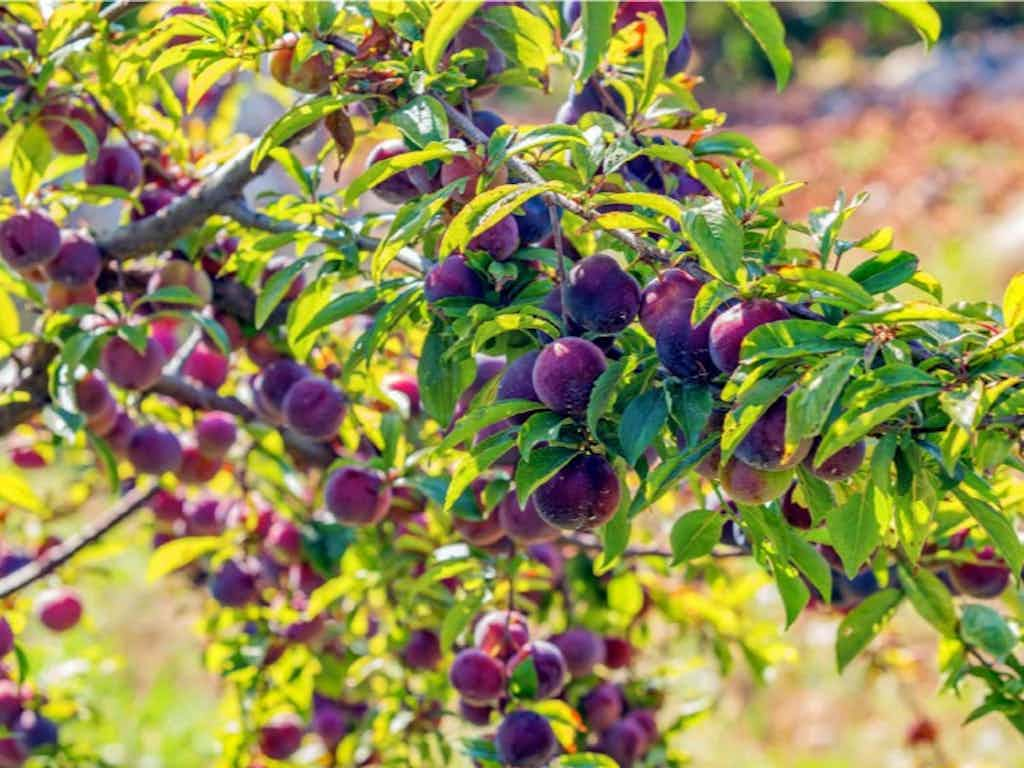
(441, 591), (484, 648)
(590, 192), (684, 224)
(254, 257), (310, 329)
(836, 588), (902, 671)
(898, 564), (957, 637)
(662, 0), (686, 50)
(577, 1), (616, 83)
(418, 325), (476, 426)
(250, 96), (346, 171)
(188, 57), (238, 114)
(618, 387), (668, 466)
(666, 378), (712, 449)
(826, 482), (881, 578)
(690, 279), (737, 327)
(638, 8), (666, 111)
(439, 399), (543, 454)
(785, 354), (859, 447)
(389, 95), (449, 148)
(441, 182), (553, 257)
(961, 604), (1017, 659)
(443, 431), (518, 512)
(295, 286), (378, 341)
(774, 558), (810, 628)
(596, 479), (630, 574)
(190, 313), (231, 356)
(954, 489), (1024, 578)
(345, 141), (461, 206)
(787, 532), (832, 602)
(586, 355), (636, 436)
(424, 1), (484, 73)
(517, 411), (567, 464)
(684, 199), (744, 284)
(514, 447), (577, 506)
(670, 508), (722, 564)
(728, 1), (792, 90)
(778, 266), (874, 310)
(146, 536), (222, 582)
(553, 754), (619, 768)
(508, 656), (539, 699)
(880, 1), (941, 48)
(1002, 272), (1024, 327)
(480, 4), (557, 78)
(848, 249), (919, 294)
(842, 301), (975, 327)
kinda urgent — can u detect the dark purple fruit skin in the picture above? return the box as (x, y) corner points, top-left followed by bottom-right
(639, 268), (702, 338)
(367, 139), (438, 204)
(454, 505), (505, 546)
(582, 682), (624, 733)
(0, 619), (12, 658)
(534, 454), (620, 531)
(564, 254), (641, 334)
(780, 486), (812, 529)
(506, 640), (568, 700)
(39, 100), (108, 154)
(253, 359), (308, 424)
(259, 714), (304, 760)
(597, 718), (646, 768)
(210, 559), (259, 607)
(0, 23), (36, 89)
(449, 648), (506, 705)
(282, 377), (345, 439)
(127, 425), (182, 474)
(100, 336), (167, 391)
(532, 337), (607, 417)
(424, 254), (485, 304)
(450, 22), (506, 88)
(666, 31), (693, 75)
(467, 215), (520, 262)
(655, 307), (716, 381)
(805, 438), (866, 481)
(459, 699), (493, 726)
(37, 588), (83, 632)
(131, 186), (177, 221)
(15, 709), (58, 750)
(950, 548), (1010, 599)
(733, 397), (811, 471)
(473, 610), (530, 659)
(551, 626), (605, 678)
(45, 230), (101, 286)
(498, 495), (558, 544)
(471, 109), (504, 138)
(626, 137), (707, 199)
(514, 194), (553, 245)
(84, 144), (143, 190)
(496, 350), (540, 421)
(555, 78), (625, 124)
(708, 300), (790, 373)
(403, 629), (442, 670)
(195, 411), (236, 458)
(324, 466), (391, 526)
(0, 209), (60, 270)
(495, 710), (559, 768)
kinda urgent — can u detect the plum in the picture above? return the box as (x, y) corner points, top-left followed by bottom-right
(550, 627), (605, 677)
(471, 110), (505, 137)
(507, 640), (568, 700)
(639, 268), (702, 338)
(312, 701), (347, 749)
(655, 305), (716, 381)
(449, 648), (505, 704)
(733, 397), (811, 471)
(448, 22), (506, 92)
(10, 448), (44, 469)
(0, 618), (12, 658)
(39, 99), (108, 154)
(467, 215), (520, 262)
(459, 699), (493, 726)
(43, 230), (101, 286)
(195, 411), (236, 459)
(496, 350), (540, 417)
(324, 466), (391, 526)
(950, 547), (1010, 599)
(805, 438), (866, 482)
(596, 718), (646, 768)
(46, 282), (98, 310)
(0, 22), (35, 89)
(366, 139), (438, 204)
(178, 446), (220, 484)
(719, 457), (792, 505)
(0, 736), (27, 768)
(269, 34), (333, 93)
(708, 300), (789, 373)
(495, 710), (559, 768)
(666, 31), (693, 76)
(440, 154), (508, 205)
(403, 629), (442, 670)
(532, 453), (620, 531)
(183, 342), (228, 390)
(131, 186), (177, 221)
(564, 254), (640, 334)
(36, 588), (82, 632)
(253, 359), (308, 424)
(454, 505), (505, 547)
(127, 425), (182, 475)
(424, 254), (485, 304)
(625, 709), (658, 751)
(387, 485), (427, 523)
(582, 682), (623, 733)
(210, 558), (259, 607)
(282, 377), (345, 439)
(513, 194), (553, 245)
(780, 486), (812, 529)
(0, 210), (60, 270)
(259, 713), (305, 760)
(626, 137), (707, 198)
(473, 610), (530, 661)
(84, 144), (143, 190)
(100, 335), (167, 390)
(105, 411), (136, 455)
(382, 373), (421, 417)
(556, 78), (625, 124)
(0, 681), (21, 727)
(150, 489), (184, 523)
(603, 636), (632, 669)
(532, 337), (607, 417)
(148, 259), (213, 305)
(14, 710), (58, 750)
(498, 495), (558, 545)
(75, 373), (116, 419)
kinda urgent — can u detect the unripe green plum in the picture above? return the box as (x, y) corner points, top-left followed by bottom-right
(719, 457), (792, 505)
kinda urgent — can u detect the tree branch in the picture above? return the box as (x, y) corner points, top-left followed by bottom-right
(561, 532), (747, 560)
(0, 483), (158, 598)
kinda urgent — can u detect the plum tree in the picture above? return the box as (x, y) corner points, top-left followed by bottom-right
(0, 210), (60, 270)
(495, 710), (559, 768)
(532, 337), (607, 417)
(532, 453), (620, 531)
(100, 336), (167, 391)
(449, 648), (505, 705)
(708, 299), (790, 373)
(269, 34), (334, 93)
(324, 466), (390, 525)
(424, 254), (485, 303)
(719, 457), (793, 505)
(564, 253), (641, 334)
(733, 397), (812, 470)
(282, 377), (345, 439)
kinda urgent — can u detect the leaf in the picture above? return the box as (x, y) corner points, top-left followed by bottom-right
(684, 199), (744, 283)
(827, 482), (881, 578)
(690, 279), (737, 327)
(961, 604), (1017, 659)
(424, 1), (484, 73)
(777, 266), (874, 310)
(787, 532), (832, 602)
(480, 4), (557, 78)
(774, 558), (810, 628)
(508, 655), (540, 699)
(586, 355), (636, 435)
(418, 325), (476, 426)
(295, 286), (378, 341)
(250, 96), (346, 171)
(146, 536), (222, 582)
(638, 8), (666, 111)
(514, 447), (577, 506)
(438, 399), (542, 454)
(577, 1), (616, 83)
(254, 257), (310, 329)
(441, 591), (484, 648)
(0, 472), (45, 514)
(188, 57), (237, 114)
(848, 249), (919, 294)
(554, 755), (619, 768)
(440, 182), (553, 257)
(785, 354), (859, 446)
(596, 478), (630, 574)
(1002, 272), (1024, 327)
(842, 302), (975, 326)
(517, 411), (566, 464)
(443, 431), (518, 512)
(666, 378), (712, 449)
(836, 588), (902, 672)
(662, 0), (686, 50)
(344, 141), (461, 205)
(954, 489), (1024, 578)
(898, 564), (957, 637)
(880, 1), (941, 48)
(670, 508), (722, 564)
(728, 1), (792, 90)
(389, 95), (449, 148)
(618, 387), (668, 466)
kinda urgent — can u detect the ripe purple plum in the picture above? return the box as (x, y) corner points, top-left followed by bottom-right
(259, 713), (305, 760)
(0, 736), (27, 768)
(366, 140), (438, 204)
(639, 268), (702, 337)
(506, 640), (568, 700)
(449, 648), (506, 705)
(75, 373), (116, 421)
(708, 299), (789, 373)
(474, 610), (530, 659)
(780, 486), (812, 529)
(150, 489), (184, 523)
(178, 445), (220, 484)
(603, 636), (633, 669)
(467, 215), (520, 262)
(84, 144), (143, 190)
(805, 438), (866, 482)
(184, 498), (224, 535)
(448, 22), (506, 92)
(0, 618), (12, 658)
(382, 373), (421, 416)
(719, 457), (792, 505)
(14, 710), (58, 750)
(582, 682), (624, 733)
(498, 495), (558, 545)
(596, 717), (646, 768)
(324, 466), (391, 526)
(495, 710), (559, 768)
(0, 680), (22, 727)
(131, 186), (178, 221)
(36, 588), (82, 632)
(253, 359), (308, 424)
(733, 397), (811, 471)
(513, 194), (553, 245)
(496, 350), (541, 420)
(106, 411), (136, 455)
(533, 453), (620, 531)
(39, 99), (108, 154)
(100, 335), (167, 390)
(210, 558), (259, 607)
(43, 230), (101, 287)
(424, 254), (485, 304)
(282, 377), (345, 439)
(625, 709), (658, 752)
(195, 411), (236, 459)
(269, 34), (333, 93)
(655, 305), (717, 381)
(403, 629), (442, 670)
(459, 699), (493, 726)
(183, 342), (228, 390)
(551, 627), (605, 678)
(532, 337), (607, 417)
(564, 254), (641, 334)
(470, 110), (505, 138)
(46, 282), (98, 310)
(950, 547), (1010, 599)
(555, 78), (625, 124)
(0, 209), (60, 270)
(127, 425), (182, 475)
(454, 505), (505, 547)
(439, 154), (508, 205)
(312, 700), (347, 749)
(0, 22), (36, 89)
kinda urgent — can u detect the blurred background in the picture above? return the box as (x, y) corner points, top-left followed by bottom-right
(10, 2), (1024, 766)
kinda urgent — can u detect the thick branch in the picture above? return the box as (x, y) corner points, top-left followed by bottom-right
(0, 484), (157, 598)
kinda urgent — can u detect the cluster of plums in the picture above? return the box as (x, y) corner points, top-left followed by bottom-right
(0, 618), (61, 766)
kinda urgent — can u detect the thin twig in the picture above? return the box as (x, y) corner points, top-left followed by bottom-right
(547, 203), (571, 334)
